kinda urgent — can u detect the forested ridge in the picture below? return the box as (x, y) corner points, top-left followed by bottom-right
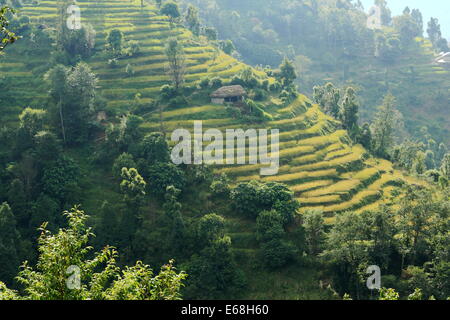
(0, 0), (449, 300)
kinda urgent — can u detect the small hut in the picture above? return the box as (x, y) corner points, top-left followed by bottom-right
(210, 85), (246, 104)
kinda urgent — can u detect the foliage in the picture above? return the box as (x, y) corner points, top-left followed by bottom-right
(42, 156), (80, 202)
(165, 37), (186, 89)
(302, 209), (325, 256)
(0, 207), (186, 300)
(0, 6), (18, 52)
(161, 1), (181, 22)
(230, 180), (298, 221)
(120, 168), (147, 209)
(145, 162), (185, 197)
(0, 203), (21, 286)
(113, 153), (137, 179)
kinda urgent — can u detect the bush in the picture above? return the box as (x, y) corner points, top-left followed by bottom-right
(160, 84), (178, 101)
(230, 181), (297, 219)
(210, 173), (230, 196)
(260, 239), (296, 269)
(112, 153), (136, 179)
(252, 88), (268, 101)
(145, 162), (186, 197)
(128, 40), (141, 56)
(198, 77), (210, 90)
(230, 76), (245, 87)
(269, 81), (281, 93)
(168, 95), (189, 108)
(209, 77), (223, 89)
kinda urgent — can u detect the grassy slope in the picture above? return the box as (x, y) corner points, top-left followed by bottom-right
(0, 0), (423, 298)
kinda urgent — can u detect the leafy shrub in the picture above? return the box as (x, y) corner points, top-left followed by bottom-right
(145, 162), (186, 197)
(198, 77), (210, 90)
(209, 77), (223, 89)
(112, 153), (137, 179)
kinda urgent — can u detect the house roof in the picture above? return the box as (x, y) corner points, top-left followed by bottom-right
(210, 85), (246, 98)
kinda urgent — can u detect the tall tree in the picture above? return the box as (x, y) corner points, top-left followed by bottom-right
(185, 5), (201, 36)
(64, 62), (98, 144)
(427, 18), (442, 47)
(106, 29), (124, 56)
(0, 203), (21, 286)
(371, 94), (397, 158)
(165, 37), (186, 90)
(120, 167), (147, 211)
(45, 64), (69, 143)
(340, 87), (359, 139)
(303, 209), (325, 256)
(278, 57), (297, 88)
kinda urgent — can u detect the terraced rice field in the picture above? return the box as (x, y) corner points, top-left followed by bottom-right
(0, 0), (262, 122)
(0, 0), (414, 219)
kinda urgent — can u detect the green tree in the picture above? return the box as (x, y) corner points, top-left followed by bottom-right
(45, 62), (98, 145)
(374, 0), (392, 26)
(0, 203), (21, 286)
(410, 9), (423, 36)
(160, 1), (180, 23)
(33, 131), (62, 164)
(361, 207), (395, 269)
(44, 64), (69, 143)
(321, 211), (373, 299)
(42, 155), (80, 203)
(184, 5), (200, 36)
(256, 210), (296, 269)
(231, 180), (296, 219)
(313, 83), (341, 119)
(427, 18), (448, 51)
(203, 26), (218, 41)
(185, 227), (243, 299)
(340, 87), (359, 139)
(162, 186), (186, 257)
(112, 153), (137, 180)
(0, 207), (186, 300)
(371, 94), (397, 158)
(210, 173), (230, 196)
(220, 39), (235, 55)
(106, 29), (124, 56)
(19, 108), (46, 138)
(140, 132), (170, 164)
(145, 162), (185, 197)
(393, 9), (422, 45)
(278, 57), (297, 88)
(165, 37), (186, 90)
(17, 108), (47, 149)
(397, 187), (436, 267)
(64, 62), (98, 144)
(303, 209), (325, 256)
(62, 23), (96, 58)
(120, 167), (146, 210)
(441, 154), (450, 180)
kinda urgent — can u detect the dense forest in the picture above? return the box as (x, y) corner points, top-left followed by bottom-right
(0, 0), (449, 300)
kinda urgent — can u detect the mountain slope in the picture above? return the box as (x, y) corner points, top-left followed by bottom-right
(0, 0), (421, 225)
